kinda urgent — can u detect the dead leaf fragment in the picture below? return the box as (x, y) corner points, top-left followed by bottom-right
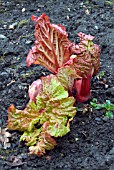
(0, 127), (11, 149)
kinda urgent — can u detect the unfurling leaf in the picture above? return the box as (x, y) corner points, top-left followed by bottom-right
(68, 32), (100, 102)
(70, 32), (100, 78)
(29, 79), (42, 102)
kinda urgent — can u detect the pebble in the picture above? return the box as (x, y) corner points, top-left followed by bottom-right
(0, 72), (9, 81)
(0, 34), (8, 39)
(95, 117), (101, 121)
(8, 22), (18, 30)
(85, 9), (90, 15)
(25, 40), (32, 44)
(80, 2), (84, 6)
(95, 25), (99, 30)
(66, 16), (69, 20)
(105, 84), (109, 89)
(22, 8), (25, 12)
(67, 8), (70, 11)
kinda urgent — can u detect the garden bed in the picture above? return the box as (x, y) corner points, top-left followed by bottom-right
(0, 0), (114, 169)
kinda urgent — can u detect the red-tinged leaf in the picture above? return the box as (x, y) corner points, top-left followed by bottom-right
(7, 102), (43, 132)
(26, 13), (73, 73)
(29, 132), (56, 156)
(70, 32), (100, 78)
(66, 32), (100, 102)
(57, 67), (77, 94)
(70, 53), (92, 78)
(90, 44), (100, 75)
(29, 79), (42, 102)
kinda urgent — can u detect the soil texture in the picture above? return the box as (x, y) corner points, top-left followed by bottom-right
(0, 0), (114, 170)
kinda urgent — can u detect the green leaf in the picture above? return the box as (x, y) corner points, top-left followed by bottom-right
(29, 132), (57, 156)
(57, 67), (76, 93)
(105, 111), (113, 119)
(20, 128), (42, 146)
(48, 123), (70, 137)
(7, 103), (42, 131)
(90, 99), (114, 118)
(41, 75), (68, 101)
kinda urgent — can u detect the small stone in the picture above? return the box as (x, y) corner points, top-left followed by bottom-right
(95, 25), (98, 30)
(105, 84), (109, 89)
(67, 16), (69, 20)
(80, 2), (84, 6)
(95, 117), (101, 121)
(0, 34), (8, 39)
(3, 25), (7, 28)
(75, 137), (79, 141)
(25, 40), (32, 44)
(37, 8), (40, 12)
(85, 9), (90, 15)
(22, 8), (26, 12)
(67, 8), (70, 11)
(9, 22), (18, 30)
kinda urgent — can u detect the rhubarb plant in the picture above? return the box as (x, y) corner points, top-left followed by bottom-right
(7, 13), (100, 156)
(26, 13), (100, 102)
(7, 75), (76, 156)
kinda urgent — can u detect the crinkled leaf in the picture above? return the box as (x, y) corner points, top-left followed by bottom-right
(26, 13), (73, 73)
(57, 67), (76, 94)
(41, 74), (68, 101)
(36, 75), (76, 126)
(47, 122), (70, 137)
(20, 128), (42, 146)
(7, 102), (44, 132)
(7, 74), (76, 156)
(69, 32), (100, 78)
(29, 132), (56, 156)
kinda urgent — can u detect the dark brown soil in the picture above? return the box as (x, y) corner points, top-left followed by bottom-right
(0, 0), (114, 169)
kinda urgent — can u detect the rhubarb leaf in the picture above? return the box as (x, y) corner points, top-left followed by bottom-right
(20, 128), (42, 146)
(29, 132), (56, 156)
(26, 13), (72, 73)
(68, 32), (100, 102)
(70, 32), (100, 77)
(57, 67), (76, 94)
(7, 103), (42, 132)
